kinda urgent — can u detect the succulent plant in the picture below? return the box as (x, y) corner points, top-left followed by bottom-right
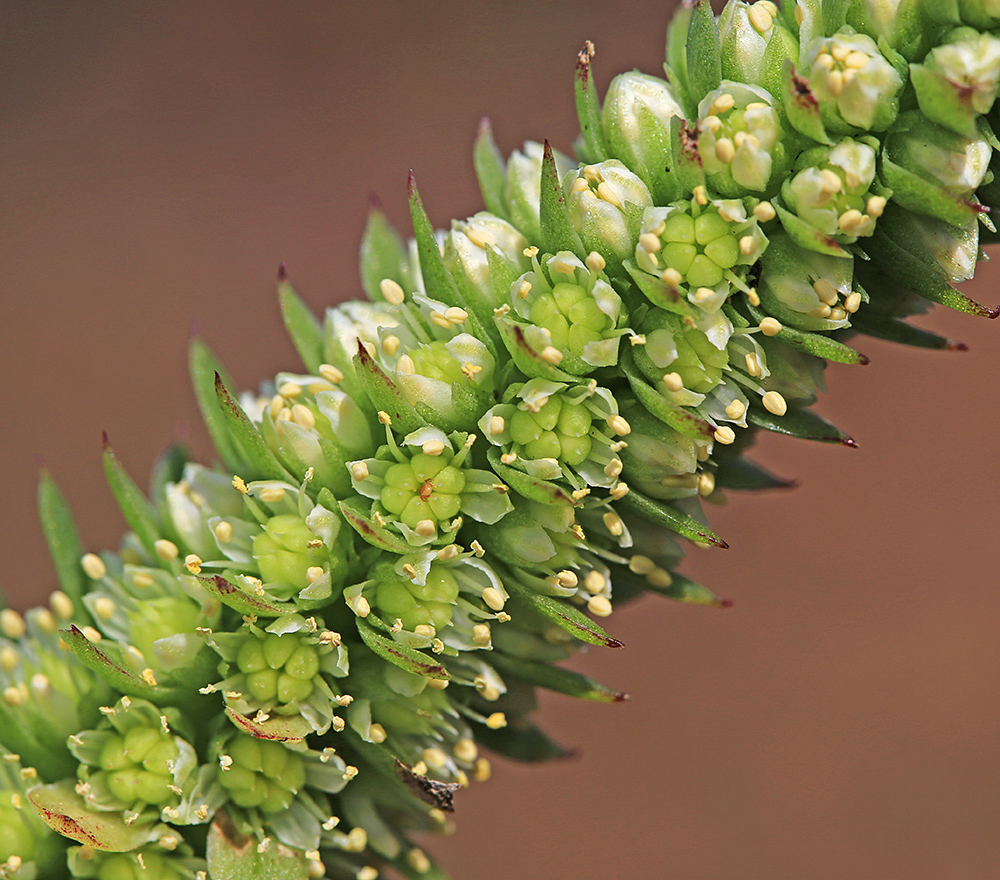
(4, 2), (1000, 879)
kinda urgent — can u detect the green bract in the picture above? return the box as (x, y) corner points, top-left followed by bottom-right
(5, 2), (1000, 878)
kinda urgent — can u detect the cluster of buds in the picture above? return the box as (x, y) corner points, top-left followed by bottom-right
(5, 2), (1000, 878)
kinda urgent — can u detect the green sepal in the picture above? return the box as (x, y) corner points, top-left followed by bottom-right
(489, 652), (625, 703)
(352, 341), (429, 435)
(355, 617), (450, 679)
(0, 699), (77, 780)
(223, 705), (313, 743)
(214, 373), (294, 483)
(360, 202), (412, 302)
(473, 117), (510, 219)
(670, 116), (706, 195)
(574, 49), (607, 163)
(538, 140), (586, 258)
(472, 714), (573, 761)
(619, 346), (714, 440)
(712, 454), (795, 491)
(494, 314), (577, 382)
(619, 488), (728, 547)
(197, 574), (296, 617)
(649, 571), (733, 607)
(206, 812), (309, 880)
(664, 4), (694, 118)
(102, 437), (162, 561)
(504, 577), (623, 648)
(338, 496), (414, 555)
(860, 225), (999, 317)
(742, 299), (870, 364)
(746, 404), (856, 446)
(485, 240), (519, 304)
(623, 258), (694, 316)
(61, 625), (191, 704)
(759, 26), (800, 125)
(408, 175), (464, 312)
(846, 312), (968, 350)
(188, 338), (245, 474)
(686, 0), (721, 106)
(880, 142), (983, 228)
(277, 276), (324, 374)
(773, 202), (848, 256)
(822, 0), (852, 33)
(37, 470), (88, 616)
(29, 781), (162, 852)
(780, 60), (833, 146)
(486, 447), (577, 507)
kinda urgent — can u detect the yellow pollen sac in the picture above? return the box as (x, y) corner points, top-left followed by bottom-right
(607, 414), (631, 436)
(844, 50), (869, 69)
(3, 686), (23, 707)
(461, 362), (483, 381)
(414, 624), (436, 639)
(762, 390), (787, 416)
(759, 316), (782, 336)
(49, 591), (74, 620)
(610, 481), (629, 500)
(661, 267), (683, 287)
(702, 114), (722, 134)
(744, 353), (762, 377)
(597, 181), (622, 207)
(464, 227), (494, 249)
(444, 306), (468, 324)
(648, 567), (674, 588)
(379, 278), (405, 305)
(81, 553), (107, 580)
(485, 712), (507, 730)
(258, 486), (286, 503)
(482, 587), (506, 611)
(570, 176), (590, 194)
(838, 209), (865, 232)
(602, 511), (625, 537)
(81, 626), (102, 644)
(155, 539), (179, 561)
(604, 458), (624, 479)
(349, 461), (370, 482)
(407, 849), (432, 874)
(725, 399), (747, 419)
(318, 363), (344, 384)
(739, 235), (756, 256)
(355, 596), (371, 618)
(694, 287), (714, 303)
(711, 92), (736, 114)
(662, 372), (684, 392)
(396, 354), (416, 375)
(830, 306), (847, 322)
(795, 3), (804, 23)
(638, 232), (661, 253)
(472, 624), (491, 646)
(290, 404), (315, 429)
(809, 303), (833, 319)
(422, 439), (446, 457)
(748, 3), (773, 33)
(429, 311), (452, 329)
(831, 43), (851, 63)
(556, 569), (578, 589)
(184, 555), (203, 575)
(714, 137), (736, 164)
(587, 595), (613, 617)
(698, 472), (716, 497)
(488, 415), (505, 436)
(381, 335), (401, 357)
(629, 555), (656, 575)
(523, 245), (539, 258)
(306, 566), (325, 584)
(414, 520), (436, 538)
(818, 169), (842, 194)
(747, 287), (761, 306)
(586, 251), (606, 272)
(753, 201), (776, 222)
(541, 346), (564, 365)
(473, 756), (492, 782)
(693, 185), (708, 206)
(94, 597), (116, 621)
(826, 69), (844, 97)
(427, 678), (449, 690)
(844, 291), (862, 313)
(367, 723), (387, 744)
(867, 195), (886, 218)
(132, 570), (155, 589)
(0, 646), (18, 671)
(583, 164), (602, 182)
(714, 425), (737, 445)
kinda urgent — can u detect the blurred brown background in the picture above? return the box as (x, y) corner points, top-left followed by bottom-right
(3, 2), (998, 878)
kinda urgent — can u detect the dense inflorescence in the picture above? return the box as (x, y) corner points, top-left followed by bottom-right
(4, 1), (1000, 878)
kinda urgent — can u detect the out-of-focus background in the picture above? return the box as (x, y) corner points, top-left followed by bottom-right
(3, 2), (998, 878)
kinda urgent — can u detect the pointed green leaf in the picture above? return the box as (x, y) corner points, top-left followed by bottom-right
(197, 574), (294, 617)
(102, 437), (161, 560)
(848, 311), (968, 350)
(473, 117), (509, 220)
(538, 139), (585, 258)
(37, 471), (87, 614)
(61, 625), (189, 704)
(277, 276), (324, 374)
(223, 705), (313, 742)
(747, 404), (856, 446)
(743, 299), (870, 364)
(486, 447), (576, 507)
(620, 347), (714, 439)
(352, 341), (428, 435)
(188, 338), (245, 474)
(29, 781), (161, 852)
(623, 258), (694, 316)
(489, 652), (626, 703)
(574, 47), (607, 163)
(494, 314), (576, 382)
(359, 203), (411, 302)
(504, 577), (622, 648)
(214, 373), (294, 482)
(712, 455), (796, 491)
(408, 174), (463, 310)
(355, 617), (450, 679)
(880, 149), (982, 228)
(647, 571), (734, 607)
(148, 445), (187, 504)
(206, 812), (309, 880)
(619, 488), (728, 547)
(338, 496), (413, 554)
(472, 714), (573, 762)
(686, 0), (721, 105)
(774, 203), (848, 256)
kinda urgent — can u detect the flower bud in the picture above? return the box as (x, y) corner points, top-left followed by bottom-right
(444, 212), (531, 309)
(719, 0), (779, 86)
(601, 71), (684, 202)
(253, 514), (329, 591)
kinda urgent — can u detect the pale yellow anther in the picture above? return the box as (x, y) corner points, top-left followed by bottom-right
(355, 596), (371, 618)
(523, 245), (539, 258)
(607, 414), (631, 436)
(486, 415), (506, 438)
(482, 587), (506, 611)
(583, 164), (602, 182)
(744, 353), (762, 377)
(81, 553), (107, 580)
(269, 394), (285, 420)
(698, 472), (716, 497)
(843, 50), (869, 70)
(93, 597), (116, 621)
(602, 511), (625, 537)
(444, 306), (468, 324)
(661, 267), (683, 287)
(436, 544), (460, 562)
(586, 251), (606, 272)
(258, 486), (286, 503)
(401, 562), (418, 579)
(639, 232), (662, 254)
(736, 235), (755, 256)
(662, 371), (684, 392)
(289, 404), (315, 430)
(464, 227), (495, 249)
(762, 390), (787, 416)
(714, 425), (737, 445)
(725, 399), (747, 420)
(414, 624), (436, 639)
(422, 439), (446, 457)
(795, 3), (804, 23)
(830, 306), (847, 322)
(759, 316), (782, 336)
(429, 311), (452, 329)
(461, 362), (483, 381)
(319, 363), (344, 384)
(694, 286), (714, 303)
(838, 209), (865, 232)
(604, 458), (624, 479)
(472, 624), (491, 646)
(818, 169), (842, 194)
(753, 201), (776, 222)
(47, 591), (73, 621)
(405, 848), (432, 875)
(827, 69), (844, 97)
(413, 519), (436, 538)
(3, 686), (22, 707)
(570, 176), (591, 195)
(349, 461), (370, 482)
(747, 287), (761, 306)
(379, 278), (405, 305)
(153, 538), (179, 564)
(0, 646), (18, 672)
(184, 554), (202, 575)
(809, 303), (833, 319)
(396, 354), (416, 374)
(380, 335), (401, 358)
(275, 408), (292, 423)
(231, 475), (249, 495)
(486, 712), (507, 730)
(471, 539), (486, 558)
(428, 677), (450, 689)
(587, 595), (613, 617)
(473, 755), (493, 782)
(127, 570), (153, 591)
(844, 291), (862, 313)
(693, 185), (708, 206)
(81, 626), (102, 643)
(610, 481), (629, 500)
(629, 555), (656, 575)
(715, 137), (736, 164)
(541, 346), (564, 365)
(648, 567), (674, 588)
(517, 279), (532, 299)
(304, 566), (324, 585)
(711, 92), (736, 115)
(748, 2), (773, 33)
(866, 195), (886, 218)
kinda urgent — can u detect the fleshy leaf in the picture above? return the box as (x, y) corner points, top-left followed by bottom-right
(188, 338), (245, 474)
(206, 811), (309, 880)
(360, 203), (411, 302)
(197, 575), (295, 618)
(504, 578), (623, 648)
(473, 117), (509, 219)
(619, 489), (728, 547)
(742, 300), (870, 364)
(214, 373), (293, 482)
(489, 652), (626, 703)
(538, 140), (586, 258)
(37, 470), (87, 614)
(747, 404), (856, 446)
(620, 346), (714, 439)
(574, 46), (607, 163)
(278, 274), (324, 374)
(102, 436), (162, 560)
(355, 617), (450, 679)
(223, 706), (313, 742)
